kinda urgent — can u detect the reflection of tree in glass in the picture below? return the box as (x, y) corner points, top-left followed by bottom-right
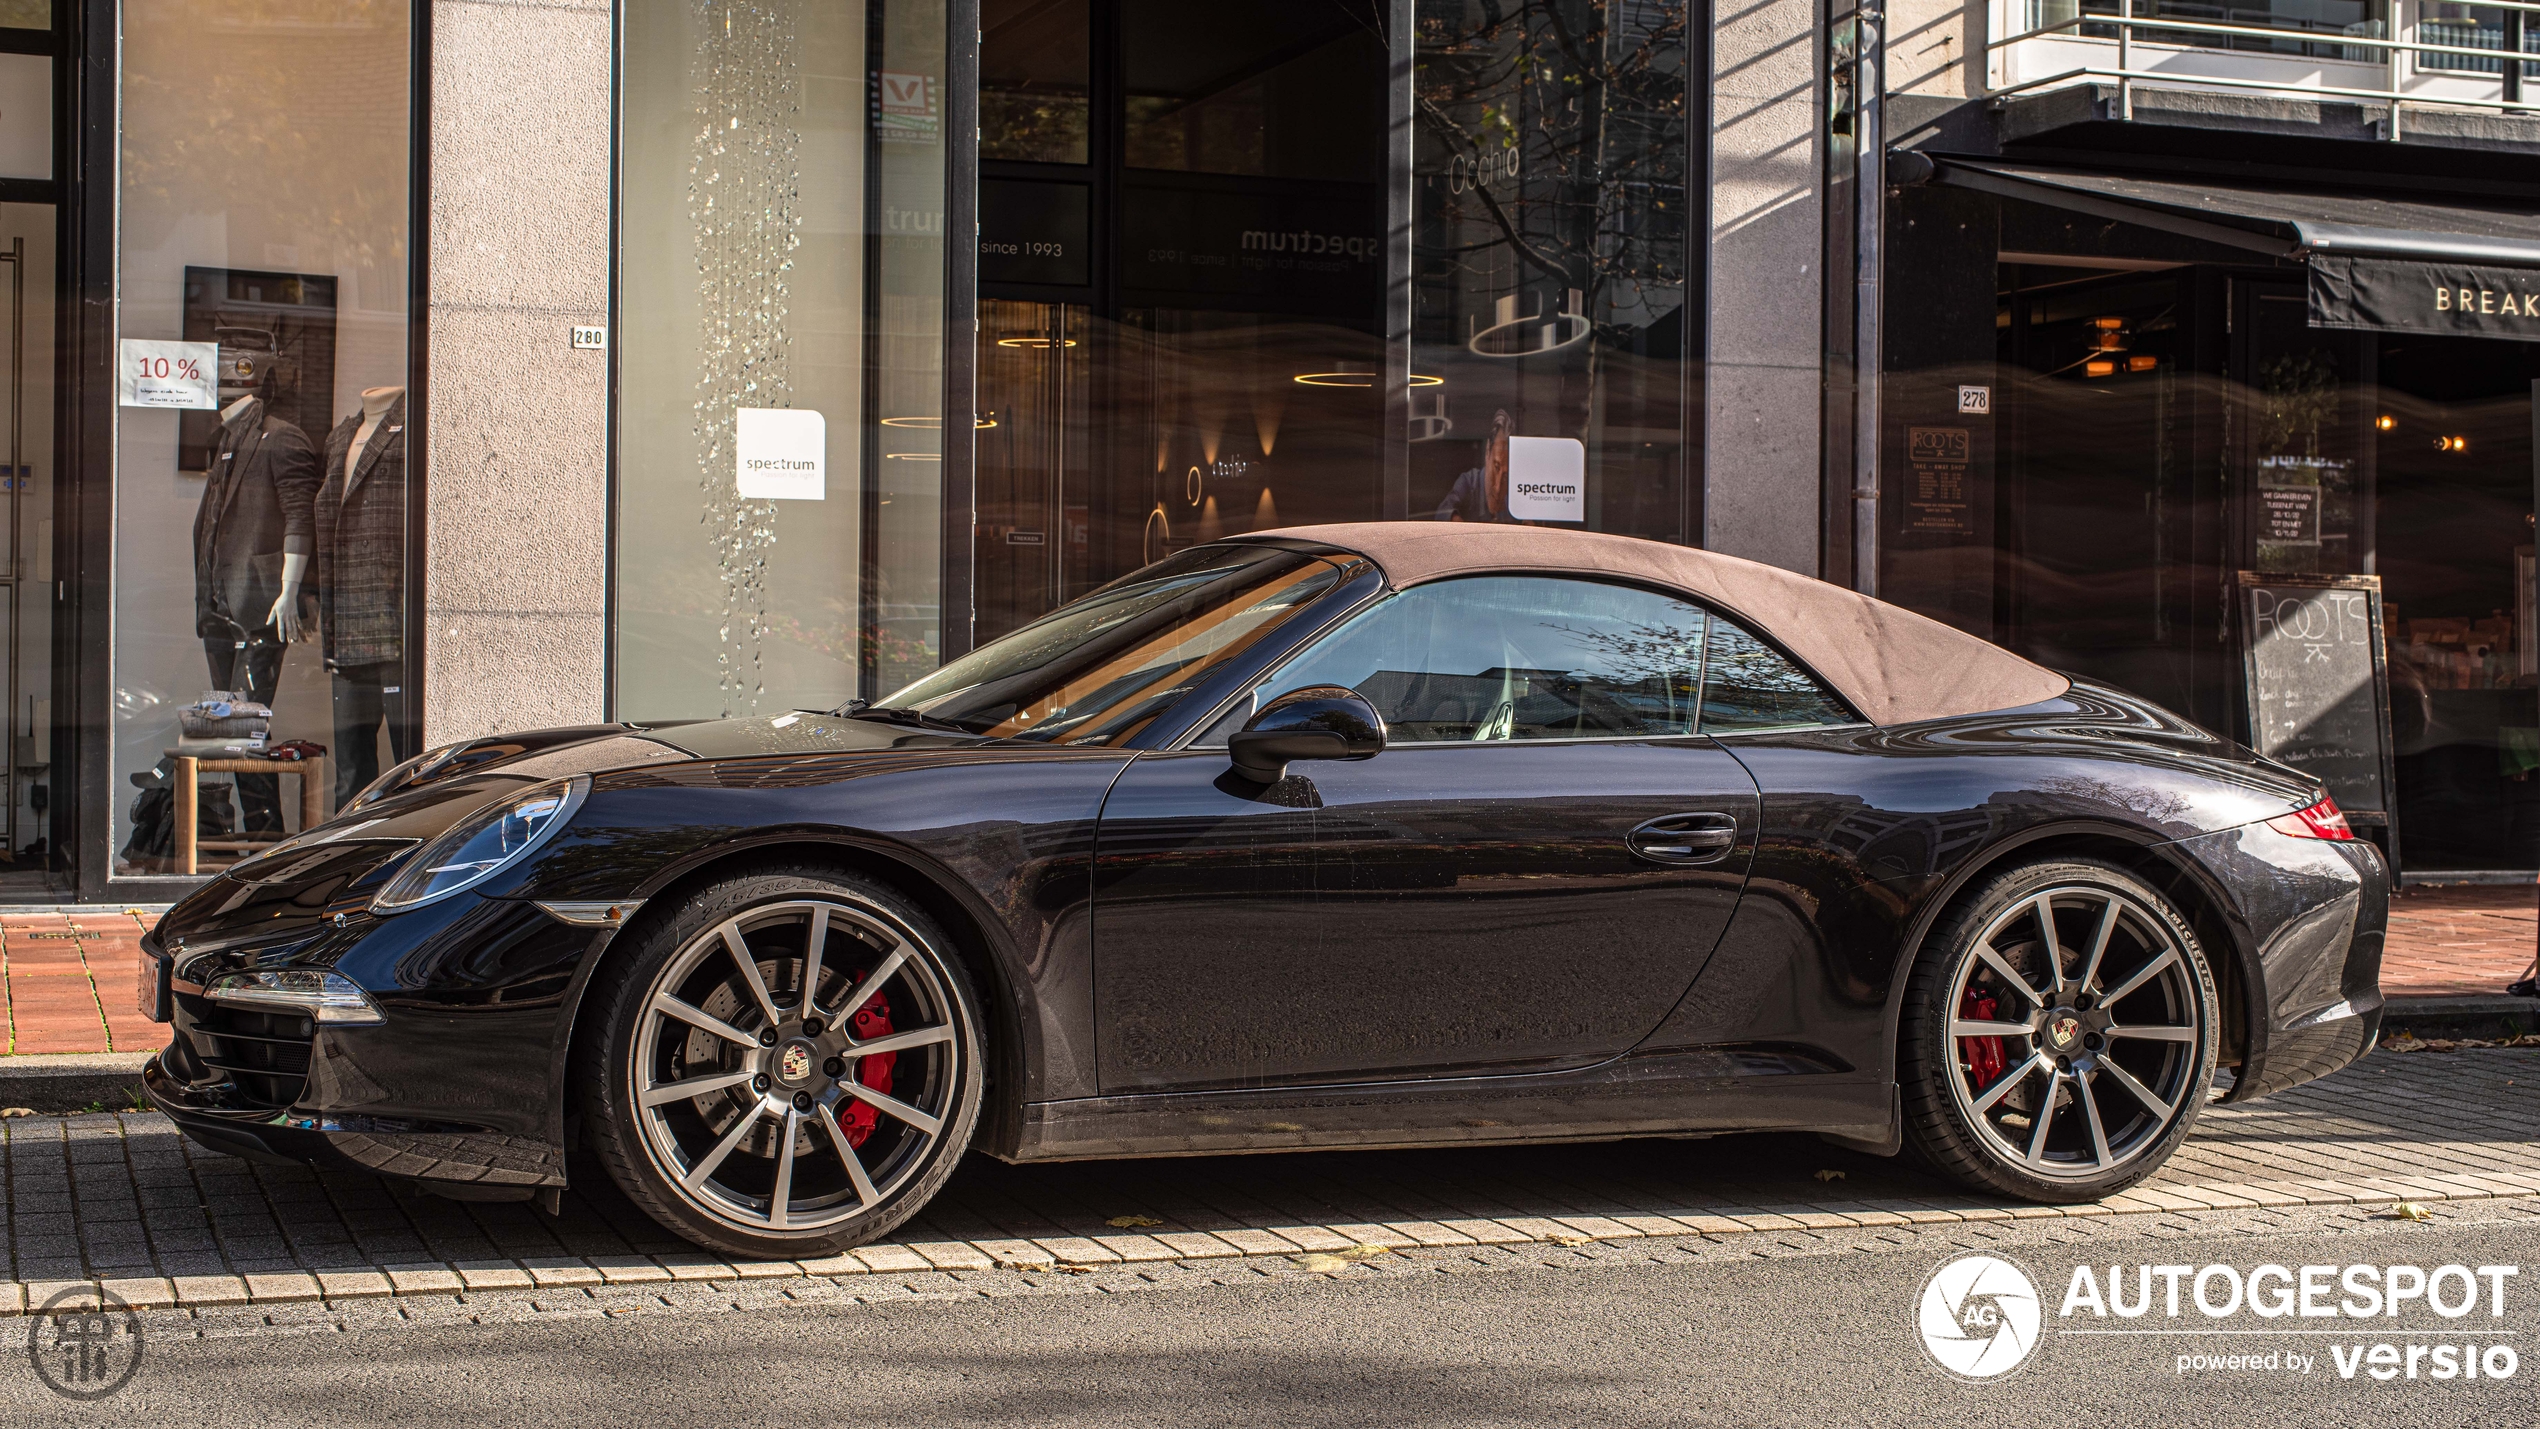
(1416, 1), (1688, 327)
(1540, 617), (1704, 685)
(1702, 619), (1850, 729)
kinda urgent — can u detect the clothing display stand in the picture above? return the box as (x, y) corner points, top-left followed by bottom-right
(171, 754), (325, 875)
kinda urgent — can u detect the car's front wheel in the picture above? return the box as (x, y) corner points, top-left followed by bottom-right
(579, 868), (983, 1259)
(1900, 860), (2219, 1203)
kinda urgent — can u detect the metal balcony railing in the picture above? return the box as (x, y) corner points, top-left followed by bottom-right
(1987, 0), (2540, 137)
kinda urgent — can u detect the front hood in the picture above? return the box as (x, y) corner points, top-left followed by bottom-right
(153, 713), (982, 952)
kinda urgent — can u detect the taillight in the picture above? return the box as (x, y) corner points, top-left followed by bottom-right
(2267, 793), (2354, 841)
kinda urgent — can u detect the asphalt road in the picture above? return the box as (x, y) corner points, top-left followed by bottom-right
(9, 1199), (2538, 1427)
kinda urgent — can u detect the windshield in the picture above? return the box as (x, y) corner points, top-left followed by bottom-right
(880, 544), (1358, 743)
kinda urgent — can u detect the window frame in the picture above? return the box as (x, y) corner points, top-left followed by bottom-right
(1172, 571), (1866, 750)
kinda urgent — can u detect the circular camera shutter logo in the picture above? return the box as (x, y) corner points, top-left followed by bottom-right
(1917, 1253), (2042, 1381)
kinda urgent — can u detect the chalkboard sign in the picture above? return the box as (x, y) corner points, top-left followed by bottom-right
(2236, 572), (2396, 837)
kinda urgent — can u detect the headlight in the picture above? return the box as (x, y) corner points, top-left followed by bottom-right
(372, 776), (587, 913)
(205, 970), (385, 1025)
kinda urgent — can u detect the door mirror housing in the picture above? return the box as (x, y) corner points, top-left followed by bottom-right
(1227, 686), (1387, 783)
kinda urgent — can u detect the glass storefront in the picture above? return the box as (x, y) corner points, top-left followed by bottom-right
(1884, 182), (2540, 873)
(974, 0), (1694, 645)
(617, 0), (948, 718)
(109, 0), (414, 877)
(614, 0), (1698, 716)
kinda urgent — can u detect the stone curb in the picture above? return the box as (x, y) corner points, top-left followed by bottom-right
(2381, 995), (2540, 1041)
(3, 1172), (2532, 1320)
(0, 1052), (156, 1115)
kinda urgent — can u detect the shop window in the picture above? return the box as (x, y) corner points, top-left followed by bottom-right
(617, 0), (950, 715)
(982, 0), (1089, 164)
(112, 0), (413, 877)
(1409, 0), (1694, 538)
(1968, 249), (2540, 873)
(971, 1), (1698, 648)
(0, 2), (46, 29)
(1121, 2), (1383, 179)
(2418, 3), (2540, 74)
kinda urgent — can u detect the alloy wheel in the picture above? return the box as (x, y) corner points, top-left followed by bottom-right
(1942, 884), (2207, 1182)
(628, 899), (963, 1233)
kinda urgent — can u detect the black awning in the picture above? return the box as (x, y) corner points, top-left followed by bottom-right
(1931, 161), (2540, 337)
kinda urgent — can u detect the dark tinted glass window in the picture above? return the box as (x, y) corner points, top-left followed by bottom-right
(883, 545), (1350, 744)
(982, 0), (1090, 163)
(1250, 576), (1710, 742)
(1699, 616), (1853, 732)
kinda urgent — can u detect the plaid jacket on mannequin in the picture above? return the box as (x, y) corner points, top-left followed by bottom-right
(315, 392), (407, 669)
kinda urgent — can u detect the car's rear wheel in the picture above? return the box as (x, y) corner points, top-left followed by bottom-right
(579, 869), (983, 1259)
(1900, 860), (2218, 1203)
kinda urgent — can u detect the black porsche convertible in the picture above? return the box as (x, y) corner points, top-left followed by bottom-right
(138, 523), (2386, 1258)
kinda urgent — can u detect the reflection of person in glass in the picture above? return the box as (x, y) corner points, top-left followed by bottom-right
(192, 384), (319, 837)
(317, 387), (413, 808)
(1435, 409), (1516, 522)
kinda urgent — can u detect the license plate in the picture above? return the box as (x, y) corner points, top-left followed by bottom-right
(139, 947), (170, 1022)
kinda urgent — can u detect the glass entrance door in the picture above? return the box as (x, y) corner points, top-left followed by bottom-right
(0, 204), (56, 895)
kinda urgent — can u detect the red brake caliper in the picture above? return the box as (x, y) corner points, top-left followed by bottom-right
(1958, 985), (2007, 1090)
(835, 979), (897, 1148)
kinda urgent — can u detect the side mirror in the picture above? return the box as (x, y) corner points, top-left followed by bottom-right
(1228, 686), (1387, 783)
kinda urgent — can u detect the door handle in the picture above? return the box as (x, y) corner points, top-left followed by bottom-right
(1627, 812), (1741, 865)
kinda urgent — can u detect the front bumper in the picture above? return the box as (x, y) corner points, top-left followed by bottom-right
(145, 1053), (563, 1197)
(142, 892), (616, 1195)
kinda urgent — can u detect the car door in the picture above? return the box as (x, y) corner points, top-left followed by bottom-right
(1092, 575), (1764, 1093)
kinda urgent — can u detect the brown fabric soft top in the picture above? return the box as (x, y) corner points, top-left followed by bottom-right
(1253, 522), (2070, 726)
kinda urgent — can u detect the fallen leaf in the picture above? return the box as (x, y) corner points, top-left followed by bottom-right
(1295, 1253), (1350, 1272)
(1544, 1232), (1594, 1247)
(1813, 1169), (1847, 1183)
(994, 1256), (1055, 1273)
(1336, 1243), (1393, 1261)
(0, 1108), (32, 1119)
(1105, 1215), (1164, 1229)
(2385, 1202), (2433, 1222)
(1053, 1263), (1095, 1276)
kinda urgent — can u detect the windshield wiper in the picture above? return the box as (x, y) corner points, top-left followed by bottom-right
(832, 701), (976, 734)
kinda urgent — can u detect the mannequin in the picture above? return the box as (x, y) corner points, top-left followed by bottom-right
(317, 385), (414, 806)
(256, 388), (310, 644)
(194, 386), (320, 835)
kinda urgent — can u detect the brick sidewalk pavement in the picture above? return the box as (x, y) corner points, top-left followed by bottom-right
(2385, 884), (2536, 995)
(0, 911), (159, 1055)
(5, 891), (2534, 1055)
(0, 1046), (2532, 1318)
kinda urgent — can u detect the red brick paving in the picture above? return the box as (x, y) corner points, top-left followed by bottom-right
(2383, 884), (2538, 997)
(1, 910), (160, 1055)
(0, 889), (2533, 1057)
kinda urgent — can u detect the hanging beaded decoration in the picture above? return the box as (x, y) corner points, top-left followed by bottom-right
(689, 0), (803, 715)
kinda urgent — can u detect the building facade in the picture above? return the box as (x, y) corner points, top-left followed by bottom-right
(0, 0), (2529, 900)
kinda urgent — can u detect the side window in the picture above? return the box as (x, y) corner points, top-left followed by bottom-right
(1237, 576), (1712, 742)
(1699, 615), (1853, 732)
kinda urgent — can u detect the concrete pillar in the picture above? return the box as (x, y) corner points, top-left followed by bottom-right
(423, 0), (614, 742)
(1707, 0), (1825, 575)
